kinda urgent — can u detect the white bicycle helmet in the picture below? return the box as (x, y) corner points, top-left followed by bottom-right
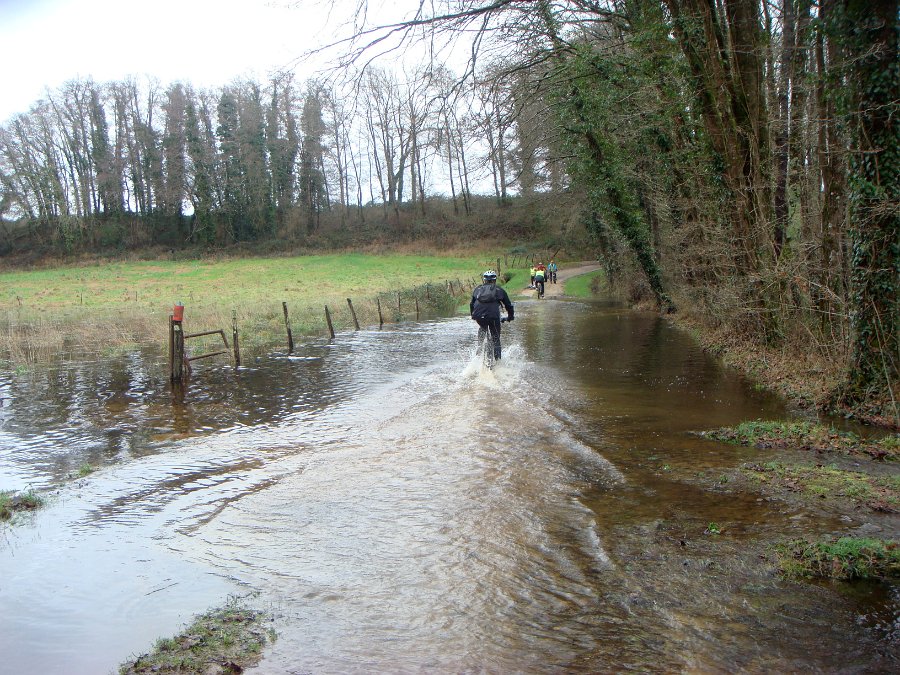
(482, 270), (498, 282)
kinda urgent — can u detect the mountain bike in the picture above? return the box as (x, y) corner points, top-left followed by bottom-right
(535, 278), (545, 298)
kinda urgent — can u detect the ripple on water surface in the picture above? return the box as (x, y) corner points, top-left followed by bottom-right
(1, 306), (897, 672)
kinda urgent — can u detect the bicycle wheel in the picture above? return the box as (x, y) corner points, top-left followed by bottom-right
(482, 335), (495, 369)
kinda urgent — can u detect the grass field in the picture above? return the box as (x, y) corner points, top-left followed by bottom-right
(0, 253), (495, 309)
(563, 269), (605, 298)
(0, 252), (538, 363)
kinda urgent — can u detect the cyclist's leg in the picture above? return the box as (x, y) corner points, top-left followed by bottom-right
(476, 318), (495, 363)
(488, 318), (502, 360)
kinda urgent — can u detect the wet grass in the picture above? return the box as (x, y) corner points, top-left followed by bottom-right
(0, 489), (44, 521)
(692, 419), (900, 586)
(741, 461), (900, 513)
(119, 598), (274, 674)
(704, 420), (899, 461)
(775, 537), (900, 580)
(76, 463), (96, 478)
(705, 522), (722, 535)
(2, 466), (100, 527)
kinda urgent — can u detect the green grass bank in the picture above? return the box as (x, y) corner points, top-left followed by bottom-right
(1, 251), (536, 363)
(562, 269), (605, 298)
(119, 599), (273, 674)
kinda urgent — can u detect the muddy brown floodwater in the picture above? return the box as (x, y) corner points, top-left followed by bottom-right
(0, 296), (897, 673)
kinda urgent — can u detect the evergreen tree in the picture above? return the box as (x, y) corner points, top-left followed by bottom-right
(216, 89), (242, 242)
(238, 82), (274, 239)
(161, 83), (187, 237)
(185, 92), (215, 243)
(88, 85), (121, 215)
(299, 89), (327, 234)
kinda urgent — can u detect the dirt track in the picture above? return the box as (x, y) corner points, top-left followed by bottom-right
(522, 261), (601, 298)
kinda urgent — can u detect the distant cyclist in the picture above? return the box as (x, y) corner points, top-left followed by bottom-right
(548, 260), (558, 283)
(470, 270), (514, 361)
(534, 263), (546, 298)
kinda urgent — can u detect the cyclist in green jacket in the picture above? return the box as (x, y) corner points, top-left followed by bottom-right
(534, 264), (546, 298)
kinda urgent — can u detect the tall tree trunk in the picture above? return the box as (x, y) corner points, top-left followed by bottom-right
(815, 5), (848, 319)
(833, 0), (900, 419)
(664, 0), (774, 276)
(773, 0), (798, 257)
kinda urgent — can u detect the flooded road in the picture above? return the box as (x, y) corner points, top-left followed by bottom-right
(1, 299), (897, 673)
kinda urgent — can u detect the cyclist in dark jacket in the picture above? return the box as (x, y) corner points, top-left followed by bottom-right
(470, 269), (514, 360)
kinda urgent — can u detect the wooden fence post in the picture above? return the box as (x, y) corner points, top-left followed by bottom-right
(232, 310), (241, 367)
(415, 297), (420, 321)
(171, 317), (184, 381)
(397, 292), (401, 312)
(169, 315), (175, 377)
(376, 297), (384, 327)
(282, 302), (294, 353)
(324, 305), (335, 339)
(347, 298), (360, 330)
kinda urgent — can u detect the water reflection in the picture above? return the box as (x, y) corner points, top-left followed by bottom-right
(0, 299), (896, 673)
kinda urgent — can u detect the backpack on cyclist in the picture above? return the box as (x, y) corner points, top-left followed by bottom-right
(476, 284), (498, 303)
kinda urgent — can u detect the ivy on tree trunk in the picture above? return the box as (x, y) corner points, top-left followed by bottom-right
(832, 0), (900, 415)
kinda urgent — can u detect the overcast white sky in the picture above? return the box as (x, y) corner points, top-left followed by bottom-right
(0, 0), (399, 122)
